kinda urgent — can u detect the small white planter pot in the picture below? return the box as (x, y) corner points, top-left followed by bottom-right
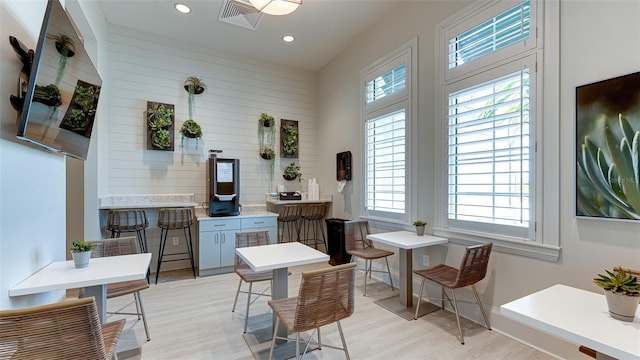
(71, 251), (91, 268)
(415, 225), (425, 236)
(604, 290), (639, 322)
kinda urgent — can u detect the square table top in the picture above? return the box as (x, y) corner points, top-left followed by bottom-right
(367, 231), (448, 250)
(501, 284), (640, 360)
(9, 253), (152, 297)
(235, 242), (329, 272)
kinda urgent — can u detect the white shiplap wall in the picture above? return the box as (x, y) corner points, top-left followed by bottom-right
(106, 25), (318, 206)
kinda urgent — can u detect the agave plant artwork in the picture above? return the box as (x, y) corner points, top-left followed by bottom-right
(577, 113), (640, 220)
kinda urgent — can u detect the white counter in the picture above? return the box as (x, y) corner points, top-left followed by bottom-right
(99, 194), (198, 209)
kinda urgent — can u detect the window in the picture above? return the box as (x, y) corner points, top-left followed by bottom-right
(362, 40), (415, 223)
(438, 0), (541, 242)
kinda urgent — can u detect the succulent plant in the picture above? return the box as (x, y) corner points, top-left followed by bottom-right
(577, 113), (640, 219)
(412, 220), (427, 227)
(70, 240), (96, 252)
(593, 267), (640, 296)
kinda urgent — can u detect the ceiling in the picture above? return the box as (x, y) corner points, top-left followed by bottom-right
(99, 0), (402, 71)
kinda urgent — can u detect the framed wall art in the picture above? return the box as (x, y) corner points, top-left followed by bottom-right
(575, 71), (640, 221)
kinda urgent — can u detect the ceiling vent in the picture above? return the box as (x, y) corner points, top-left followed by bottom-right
(219, 0), (263, 31)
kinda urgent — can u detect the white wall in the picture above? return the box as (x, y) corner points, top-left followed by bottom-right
(104, 25), (318, 209)
(0, 0), (109, 309)
(1, 0), (67, 308)
(317, 1), (640, 358)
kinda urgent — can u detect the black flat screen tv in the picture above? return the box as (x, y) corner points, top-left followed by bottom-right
(15, 0), (102, 160)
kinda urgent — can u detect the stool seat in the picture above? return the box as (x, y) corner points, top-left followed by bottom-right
(155, 207), (196, 284)
(106, 209), (149, 253)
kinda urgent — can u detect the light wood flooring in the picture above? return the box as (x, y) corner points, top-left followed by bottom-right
(103, 264), (558, 360)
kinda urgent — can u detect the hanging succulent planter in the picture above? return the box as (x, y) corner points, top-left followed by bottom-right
(283, 162), (303, 182)
(258, 113), (276, 183)
(181, 76), (205, 147)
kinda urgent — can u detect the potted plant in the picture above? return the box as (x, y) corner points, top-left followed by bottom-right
(70, 240), (96, 268)
(259, 112), (275, 128)
(147, 103), (174, 150)
(180, 119), (203, 144)
(183, 76), (206, 95)
(412, 220), (427, 236)
(258, 113), (277, 183)
(283, 162), (302, 182)
(593, 267), (640, 322)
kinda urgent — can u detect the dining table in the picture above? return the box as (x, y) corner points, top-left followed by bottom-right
(366, 230), (448, 320)
(235, 241), (329, 359)
(9, 253), (152, 323)
(501, 284), (640, 360)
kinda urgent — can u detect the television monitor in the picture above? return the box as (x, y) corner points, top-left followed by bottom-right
(14, 0), (102, 160)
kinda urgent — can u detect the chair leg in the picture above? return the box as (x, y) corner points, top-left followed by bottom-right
(449, 289), (464, 345)
(296, 332), (301, 360)
(414, 278), (426, 320)
(363, 259), (369, 296)
(155, 229), (168, 285)
(232, 278), (242, 313)
(184, 226), (196, 279)
(268, 317), (280, 360)
(384, 257), (394, 291)
(244, 282), (253, 333)
(135, 291), (151, 341)
(337, 320), (350, 360)
(317, 326), (322, 350)
(441, 286), (445, 310)
(472, 285), (491, 330)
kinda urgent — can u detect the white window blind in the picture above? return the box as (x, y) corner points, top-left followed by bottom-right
(366, 64), (406, 104)
(447, 69), (530, 228)
(448, 0), (531, 69)
(366, 108), (406, 215)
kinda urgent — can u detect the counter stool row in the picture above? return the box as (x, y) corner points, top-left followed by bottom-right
(106, 207), (196, 284)
(276, 203), (327, 251)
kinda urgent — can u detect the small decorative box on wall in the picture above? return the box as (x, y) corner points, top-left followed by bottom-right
(281, 119), (299, 158)
(146, 101), (175, 151)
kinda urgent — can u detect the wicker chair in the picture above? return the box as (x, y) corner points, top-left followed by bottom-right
(0, 297), (125, 360)
(344, 220), (394, 296)
(106, 208), (149, 253)
(299, 203), (327, 250)
(268, 262), (357, 360)
(232, 230), (273, 333)
(88, 236), (151, 341)
(413, 242), (493, 344)
(156, 207), (196, 284)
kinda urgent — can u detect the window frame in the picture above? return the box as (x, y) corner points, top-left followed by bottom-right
(360, 38), (417, 225)
(434, 0), (560, 261)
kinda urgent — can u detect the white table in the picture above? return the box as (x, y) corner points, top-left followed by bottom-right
(501, 284), (640, 360)
(236, 242), (329, 358)
(9, 253), (152, 323)
(367, 231), (448, 320)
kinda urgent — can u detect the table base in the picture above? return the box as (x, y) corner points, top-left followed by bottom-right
(243, 328), (318, 360)
(374, 295), (440, 321)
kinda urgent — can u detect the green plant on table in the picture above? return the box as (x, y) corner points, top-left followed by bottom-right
(412, 220), (427, 227)
(70, 240), (96, 253)
(593, 267), (640, 296)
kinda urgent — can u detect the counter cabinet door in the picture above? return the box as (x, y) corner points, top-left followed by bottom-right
(199, 230), (222, 269)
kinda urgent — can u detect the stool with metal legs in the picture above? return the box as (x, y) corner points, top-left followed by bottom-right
(277, 205), (302, 243)
(155, 207), (196, 284)
(300, 203), (327, 251)
(106, 208), (149, 253)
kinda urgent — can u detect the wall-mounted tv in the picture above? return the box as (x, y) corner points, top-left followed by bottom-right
(13, 0), (102, 161)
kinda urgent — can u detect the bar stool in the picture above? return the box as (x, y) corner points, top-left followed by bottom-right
(106, 209), (149, 253)
(300, 203), (327, 251)
(155, 207), (196, 284)
(277, 205), (302, 243)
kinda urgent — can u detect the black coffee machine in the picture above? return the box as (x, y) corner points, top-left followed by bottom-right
(207, 156), (240, 216)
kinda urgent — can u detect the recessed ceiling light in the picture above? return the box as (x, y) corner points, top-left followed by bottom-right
(283, 35), (295, 43)
(174, 3), (191, 14)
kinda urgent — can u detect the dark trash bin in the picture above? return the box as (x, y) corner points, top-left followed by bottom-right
(325, 218), (352, 265)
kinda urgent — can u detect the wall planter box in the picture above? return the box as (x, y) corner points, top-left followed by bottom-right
(146, 101), (175, 151)
(280, 119), (298, 158)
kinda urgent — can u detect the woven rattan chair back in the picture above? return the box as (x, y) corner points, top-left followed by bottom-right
(343, 220), (372, 252)
(107, 209), (148, 232)
(452, 242), (493, 288)
(301, 203), (326, 221)
(293, 262), (356, 332)
(278, 204), (302, 222)
(157, 207), (194, 230)
(0, 297), (124, 360)
(90, 236), (139, 258)
(235, 230), (271, 270)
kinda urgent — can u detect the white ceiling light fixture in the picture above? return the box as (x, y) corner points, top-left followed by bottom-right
(174, 3), (191, 14)
(249, 0), (301, 16)
(283, 35), (295, 43)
